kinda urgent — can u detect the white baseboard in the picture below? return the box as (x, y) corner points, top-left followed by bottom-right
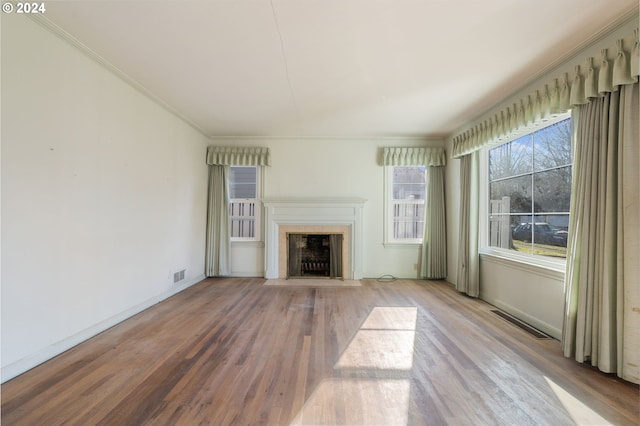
(229, 271), (265, 278)
(1, 274), (205, 383)
(480, 295), (562, 340)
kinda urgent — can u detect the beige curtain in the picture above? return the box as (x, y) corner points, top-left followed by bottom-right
(422, 166), (446, 279)
(205, 165), (231, 277)
(562, 82), (639, 384)
(329, 234), (343, 279)
(287, 234), (303, 277)
(456, 152), (480, 297)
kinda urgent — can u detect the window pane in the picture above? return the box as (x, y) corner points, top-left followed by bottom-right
(228, 166), (260, 240)
(394, 183), (425, 199)
(229, 167), (257, 198)
(230, 218), (255, 238)
(229, 200), (257, 238)
(533, 119), (572, 172)
(393, 167), (425, 200)
(489, 175), (532, 214)
(488, 214), (520, 249)
(487, 116), (572, 260)
(489, 135), (532, 180)
(510, 216), (568, 257)
(392, 202), (424, 239)
(533, 167), (572, 213)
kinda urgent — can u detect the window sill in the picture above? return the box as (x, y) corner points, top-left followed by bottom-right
(479, 248), (565, 281)
(383, 242), (422, 249)
(231, 240), (265, 248)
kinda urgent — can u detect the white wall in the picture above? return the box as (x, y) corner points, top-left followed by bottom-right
(1, 15), (209, 380)
(479, 256), (564, 338)
(213, 137), (444, 279)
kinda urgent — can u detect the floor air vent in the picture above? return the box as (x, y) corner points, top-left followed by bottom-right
(491, 310), (551, 339)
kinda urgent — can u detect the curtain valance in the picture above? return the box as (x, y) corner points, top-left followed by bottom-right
(206, 146), (271, 166)
(382, 147), (446, 166)
(452, 28), (639, 158)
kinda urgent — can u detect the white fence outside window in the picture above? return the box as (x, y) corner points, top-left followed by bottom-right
(229, 200), (258, 239)
(392, 201), (424, 240)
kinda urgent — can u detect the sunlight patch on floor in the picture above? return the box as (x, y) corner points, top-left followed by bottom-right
(289, 378), (410, 426)
(336, 307), (418, 370)
(335, 330), (416, 370)
(544, 377), (612, 425)
(290, 307), (418, 425)
(361, 307), (418, 330)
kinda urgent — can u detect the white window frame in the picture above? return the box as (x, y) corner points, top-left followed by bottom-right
(479, 112), (572, 271)
(229, 166), (262, 242)
(383, 165), (426, 246)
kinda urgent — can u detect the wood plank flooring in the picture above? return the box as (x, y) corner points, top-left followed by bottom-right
(2, 278), (638, 425)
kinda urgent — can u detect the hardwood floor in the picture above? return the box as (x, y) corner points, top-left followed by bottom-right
(2, 278), (638, 425)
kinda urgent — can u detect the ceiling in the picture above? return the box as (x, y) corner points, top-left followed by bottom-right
(41, 0), (638, 139)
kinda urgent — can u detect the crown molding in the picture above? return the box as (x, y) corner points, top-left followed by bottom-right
(210, 135), (447, 142)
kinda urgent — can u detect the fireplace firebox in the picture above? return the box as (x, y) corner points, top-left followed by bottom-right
(287, 234), (343, 279)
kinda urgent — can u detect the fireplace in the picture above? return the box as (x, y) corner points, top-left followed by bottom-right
(263, 198), (366, 280)
(287, 233), (343, 279)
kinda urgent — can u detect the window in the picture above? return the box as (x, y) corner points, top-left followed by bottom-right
(228, 166), (261, 241)
(385, 166), (426, 244)
(486, 116), (572, 259)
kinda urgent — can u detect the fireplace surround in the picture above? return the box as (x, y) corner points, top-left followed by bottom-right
(263, 198), (366, 279)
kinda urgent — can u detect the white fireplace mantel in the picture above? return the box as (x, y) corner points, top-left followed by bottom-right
(263, 197), (367, 279)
